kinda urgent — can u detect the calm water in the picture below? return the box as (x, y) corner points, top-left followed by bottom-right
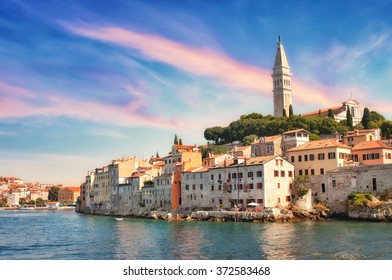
(1, 210), (392, 260)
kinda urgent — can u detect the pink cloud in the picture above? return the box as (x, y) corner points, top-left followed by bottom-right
(65, 24), (341, 109)
(0, 81), (180, 130)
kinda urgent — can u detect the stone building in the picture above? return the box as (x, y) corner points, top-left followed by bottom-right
(181, 156), (295, 210)
(272, 36), (292, 117)
(301, 98), (363, 126)
(287, 139), (352, 177)
(310, 164), (392, 212)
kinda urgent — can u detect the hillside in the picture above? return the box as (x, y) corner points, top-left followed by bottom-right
(204, 109), (391, 145)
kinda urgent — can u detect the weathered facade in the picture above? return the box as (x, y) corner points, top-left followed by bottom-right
(181, 156), (295, 210)
(309, 164), (392, 212)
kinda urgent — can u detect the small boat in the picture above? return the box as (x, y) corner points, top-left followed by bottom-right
(115, 217), (123, 221)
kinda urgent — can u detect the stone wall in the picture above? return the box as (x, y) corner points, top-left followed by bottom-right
(309, 164), (392, 213)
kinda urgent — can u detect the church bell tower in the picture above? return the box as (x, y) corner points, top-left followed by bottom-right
(272, 36), (292, 117)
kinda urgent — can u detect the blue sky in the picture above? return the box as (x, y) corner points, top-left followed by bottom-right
(1, 0), (392, 185)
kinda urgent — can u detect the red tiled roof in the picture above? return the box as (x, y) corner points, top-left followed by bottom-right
(352, 141), (392, 151)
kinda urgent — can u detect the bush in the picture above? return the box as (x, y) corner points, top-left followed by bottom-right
(348, 193), (373, 207)
(380, 188), (392, 201)
(293, 175), (310, 198)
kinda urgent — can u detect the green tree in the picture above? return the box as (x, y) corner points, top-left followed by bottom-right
(19, 198), (27, 205)
(200, 145), (228, 159)
(361, 107), (371, 129)
(0, 198), (7, 207)
(204, 126), (224, 144)
(328, 109), (334, 119)
(48, 186), (60, 201)
(318, 109), (321, 117)
(346, 107), (353, 129)
(386, 128), (391, 139)
(174, 134), (179, 145)
(179, 138), (183, 145)
(309, 133), (320, 141)
(35, 197), (44, 207)
(282, 108), (287, 117)
(289, 105), (294, 117)
(242, 134), (259, 146)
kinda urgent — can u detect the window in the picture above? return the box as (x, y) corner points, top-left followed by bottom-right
(185, 184), (189, 190)
(305, 169), (309, 175)
(363, 153), (380, 160)
(286, 196), (291, 202)
(298, 155), (302, 162)
(249, 183), (254, 189)
(274, 170), (279, 177)
(200, 184), (203, 190)
(211, 174), (214, 180)
(192, 184), (196, 190)
(248, 172), (254, 178)
(291, 156), (295, 162)
(257, 183), (263, 189)
(278, 197), (281, 203)
(320, 168), (324, 175)
(332, 179), (337, 188)
(318, 153), (325, 160)
(311, 169), (315, 175)
(386, 153), (392, 160)
(281, 171), (285, 177)
(304, 155), (308, 161)
(299, 170), (303, 176)
(289, 183), (293, 189)
(277, 183), (280, 189)
(372, 178), (377, 191)
(339, 153), (346, 159)
(275, 159), (279, 166)
(232, 173), (237, 179)
(288, 171), (293, 177)
(309, 154), (315, 161)
(328, 152), (336, 159)
(211, 185), (214, 191)
(238, 172), (243, 178)
(256, 171), (263, 177)
(321, 183), (325, 193)
(257, 199), (263, 204)
(218, 185), (222, 191)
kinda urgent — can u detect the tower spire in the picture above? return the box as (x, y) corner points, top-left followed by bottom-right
(272, 35), (292, 117)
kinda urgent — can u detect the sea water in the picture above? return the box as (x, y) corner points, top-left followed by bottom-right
(1, 210), (392, 260)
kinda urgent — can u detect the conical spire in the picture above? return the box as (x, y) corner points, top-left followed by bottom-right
(274, 35), (290, 69)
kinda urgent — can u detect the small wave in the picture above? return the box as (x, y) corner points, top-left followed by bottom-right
(334, 252), (366, 260)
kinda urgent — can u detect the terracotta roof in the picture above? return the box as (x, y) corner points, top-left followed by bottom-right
(183, 166), (208, 173)
(301, 105), (343, 117)
(352, 141), (392, 151)
(282, 129), (310, 135)
(254, 135), (281, 143)
(246, 155), (278, 165)
(287, 139), (351, 152)
(346, 129), (379, 136)
(60, 186), (80, 193)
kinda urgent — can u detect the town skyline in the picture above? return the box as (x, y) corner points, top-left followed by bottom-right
(1, 0), (392, 185)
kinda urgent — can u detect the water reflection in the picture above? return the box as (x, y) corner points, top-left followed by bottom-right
(258, 222), (297, 259)
(168, 221), (206, 259)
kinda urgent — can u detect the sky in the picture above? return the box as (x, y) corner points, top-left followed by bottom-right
(1, 0), (392, 186)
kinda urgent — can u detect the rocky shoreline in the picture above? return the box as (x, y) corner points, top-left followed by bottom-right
(83, 205), (392, 222)
(88, 206), (331, 222)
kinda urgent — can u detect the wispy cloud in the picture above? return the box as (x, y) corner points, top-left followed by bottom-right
(0, 81), (179, 130)
(325, 33), (389, 72)
(88, 129), (126, 139)
(63, 24), (346, 109)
